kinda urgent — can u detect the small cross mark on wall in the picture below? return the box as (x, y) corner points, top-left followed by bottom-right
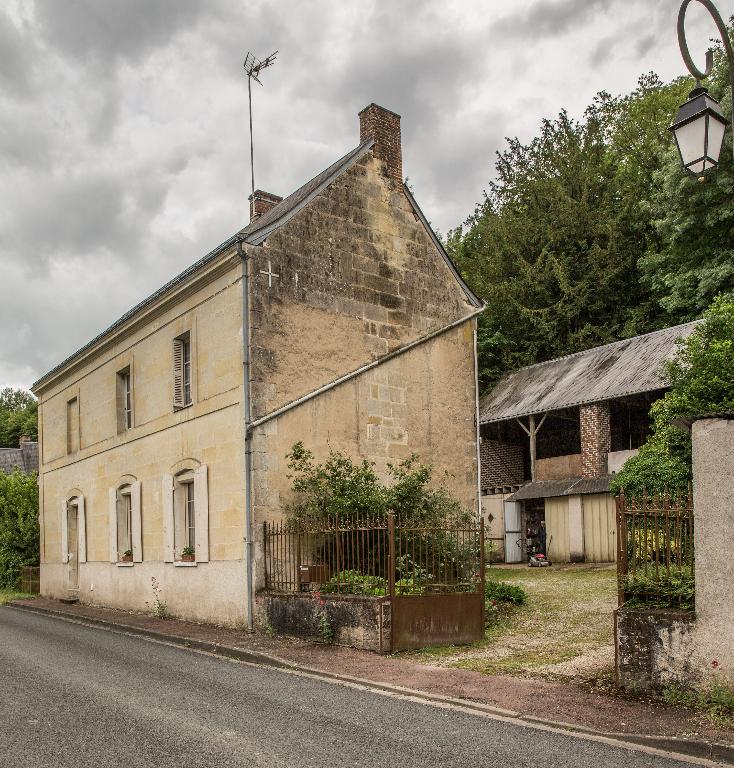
(259, 260), (280, 288)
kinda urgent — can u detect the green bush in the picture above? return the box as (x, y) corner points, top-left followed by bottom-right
(623, 568), (695, 610)
(0, 469), (39, 589)
(485, 579), (528, 606)
(320, 570), (387, 596)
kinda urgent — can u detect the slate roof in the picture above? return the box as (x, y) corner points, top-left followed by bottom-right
(0, 442), (38, 475)
(34, 137), (479, 390)
(506, 475), (611, 501)
(479, 321), (701, 424)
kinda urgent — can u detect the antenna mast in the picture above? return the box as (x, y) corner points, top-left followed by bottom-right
(243, 50), (278, 205)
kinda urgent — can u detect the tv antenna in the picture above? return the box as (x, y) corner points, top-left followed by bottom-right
(243, 50), (278, 203)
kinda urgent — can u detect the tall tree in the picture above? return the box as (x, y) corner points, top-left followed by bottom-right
(0, 388), (37, 448)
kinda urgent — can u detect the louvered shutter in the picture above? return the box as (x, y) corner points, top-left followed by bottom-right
(172, 338), (184, 408)
(60, 500), (68, 564)
(109, 487), (118, 562)
(131, 481), (143, 562)
(77, 496), (87, 564)
(194, 465), (209, 562)
(162, 474), (174, 562)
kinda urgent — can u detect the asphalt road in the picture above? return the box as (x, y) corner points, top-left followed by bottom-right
(0, 608), (705, 768)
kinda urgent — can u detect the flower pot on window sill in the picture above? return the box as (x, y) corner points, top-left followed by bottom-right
(120, 553), (133, 563)
(181, 553), (195, 563)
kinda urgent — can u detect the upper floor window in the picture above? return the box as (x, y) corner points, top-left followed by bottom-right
(66, 397), (79, 454)
(173, 332), (192, 409)
(117, 367), (133, 432)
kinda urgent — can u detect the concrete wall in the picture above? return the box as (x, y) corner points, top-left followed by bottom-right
(256, 592), (389, 652)
(36, 253), (248, 624)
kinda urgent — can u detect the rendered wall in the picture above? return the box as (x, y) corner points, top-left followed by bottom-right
(36, 255), (248, 624)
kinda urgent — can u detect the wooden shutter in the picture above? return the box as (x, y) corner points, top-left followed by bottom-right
(194, 464), (209, 563)
(108, 487), (118, 563)
(131, 481), (143, 562)
(77, 496), (87, 564)
(60, 500), (68, 564)
(172, 338), (184, 408)
(162, 474), (174, 562)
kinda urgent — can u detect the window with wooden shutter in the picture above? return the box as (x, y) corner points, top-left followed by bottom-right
(173, 333), (192, 409)
(173, 338), (184, 408)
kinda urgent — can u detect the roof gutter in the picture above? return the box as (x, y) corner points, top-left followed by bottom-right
(248, 305), (486, 433)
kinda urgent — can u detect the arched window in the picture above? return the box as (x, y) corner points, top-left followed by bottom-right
(162, 464), (208, 564)
(108, 479), (142, 564)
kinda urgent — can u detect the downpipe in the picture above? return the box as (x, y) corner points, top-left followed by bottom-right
(237, 238), (255, 631)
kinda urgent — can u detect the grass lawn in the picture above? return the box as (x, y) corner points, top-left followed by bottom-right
(0, 589), (35, 605)
(404, 563), (617, 682)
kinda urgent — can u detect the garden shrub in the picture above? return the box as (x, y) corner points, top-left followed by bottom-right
(0, 469), (39, 589)
(320, 570), (387, 596)
(623, 568), (695, 610)
(485, 579), (527, 606)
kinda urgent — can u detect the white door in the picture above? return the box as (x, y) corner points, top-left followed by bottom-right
(503, 501), (523, 563)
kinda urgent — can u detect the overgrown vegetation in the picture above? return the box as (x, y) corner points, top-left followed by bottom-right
(664, 681), (734, 727)
(623, 568), (695, 611)
(286, 442), (470, 525)
(0, 388), (37, 448)
(485, 579), (528, 606)
(611, 293), (734, 495)
(0, 469), (39, 589)
(321, 570), (387, 595)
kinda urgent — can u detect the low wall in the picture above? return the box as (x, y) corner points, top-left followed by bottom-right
(256, 592), (390, 653)
(615, 607), (697, 691)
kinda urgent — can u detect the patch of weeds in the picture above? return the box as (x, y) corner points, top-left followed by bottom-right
(485, 579), (527, 606)
(311, 591), (333, 643)
(0, 590), (34, 605)
(623, 568), (695, 611)
(148, 577), (168, 619)
(663, 681), (734, 727)
(263, 618), (277, 638)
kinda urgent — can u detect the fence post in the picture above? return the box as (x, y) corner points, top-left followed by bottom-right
(262, 521), (268, 590)
(616, 492), (627, 607)
(387, 512), (395, 599)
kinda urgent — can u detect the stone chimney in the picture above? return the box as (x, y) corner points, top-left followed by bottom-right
(359, 103), (402, 183)
(249, 189), (283, 222)
(19, 435), (31, 446)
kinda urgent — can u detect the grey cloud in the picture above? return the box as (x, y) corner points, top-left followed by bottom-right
(0, 10), (36, 98)
(34, 0), (216, 65)
(492, 0), (611, 40)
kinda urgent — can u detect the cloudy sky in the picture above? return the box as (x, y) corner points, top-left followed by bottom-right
(0, 0), (728, 389)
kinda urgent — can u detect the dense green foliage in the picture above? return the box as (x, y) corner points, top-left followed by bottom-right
(449, 44), (734, 390)
(0, 388), (37, 448)
(321, 570), (387, 595)
(623, 568), (695, 611)
(0, 469), (39, 589)
(484, 579), (528, 606)
(285, 442), (471, 524)
(610, 294), (734, 495)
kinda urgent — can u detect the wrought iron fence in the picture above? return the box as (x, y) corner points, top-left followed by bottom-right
(263, 513), (484, 597)
(19, 566), (40, 594)
(616, 488), (694, 608)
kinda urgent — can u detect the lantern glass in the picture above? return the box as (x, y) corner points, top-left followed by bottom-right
(670, 88), (728, 176)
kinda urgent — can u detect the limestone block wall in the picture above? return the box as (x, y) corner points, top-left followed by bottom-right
(36, 254), (248, 624)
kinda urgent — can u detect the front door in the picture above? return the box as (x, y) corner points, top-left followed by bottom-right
(67, 504), (79, 590)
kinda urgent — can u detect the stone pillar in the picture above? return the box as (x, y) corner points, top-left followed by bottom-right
(580, 402), (610, 477)
(691, 417), (734, 676)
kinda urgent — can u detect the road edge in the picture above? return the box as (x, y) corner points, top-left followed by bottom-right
(7, 600), (734, 766)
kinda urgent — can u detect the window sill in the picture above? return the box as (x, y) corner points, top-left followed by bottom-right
(174, 561), (197, 567)
(116, 562), (134, 567)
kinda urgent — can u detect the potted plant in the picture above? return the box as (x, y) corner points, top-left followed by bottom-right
(120, 549), (133, 563)
(181, 545), (195, 563)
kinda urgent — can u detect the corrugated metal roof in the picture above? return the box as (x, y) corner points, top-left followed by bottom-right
(479, 321), (701, 424)
(0, 442), (38, 475)
(506, 475), (611, 501)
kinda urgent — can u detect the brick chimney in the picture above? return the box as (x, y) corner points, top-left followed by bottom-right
(249, 189), (283, 222)
(359, 103), (402, 183)
(580, 402), (611, 477)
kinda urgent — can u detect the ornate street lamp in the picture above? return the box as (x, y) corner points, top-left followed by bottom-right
(671, 0), (734, 178)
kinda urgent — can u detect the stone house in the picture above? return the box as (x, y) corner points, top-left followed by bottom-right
(479, 321), (699, 564)
(0, 435), (38, 475)
(32, 103), (484, 626)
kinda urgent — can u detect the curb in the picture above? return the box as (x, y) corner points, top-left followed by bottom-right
(8, 601), (734, 765)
